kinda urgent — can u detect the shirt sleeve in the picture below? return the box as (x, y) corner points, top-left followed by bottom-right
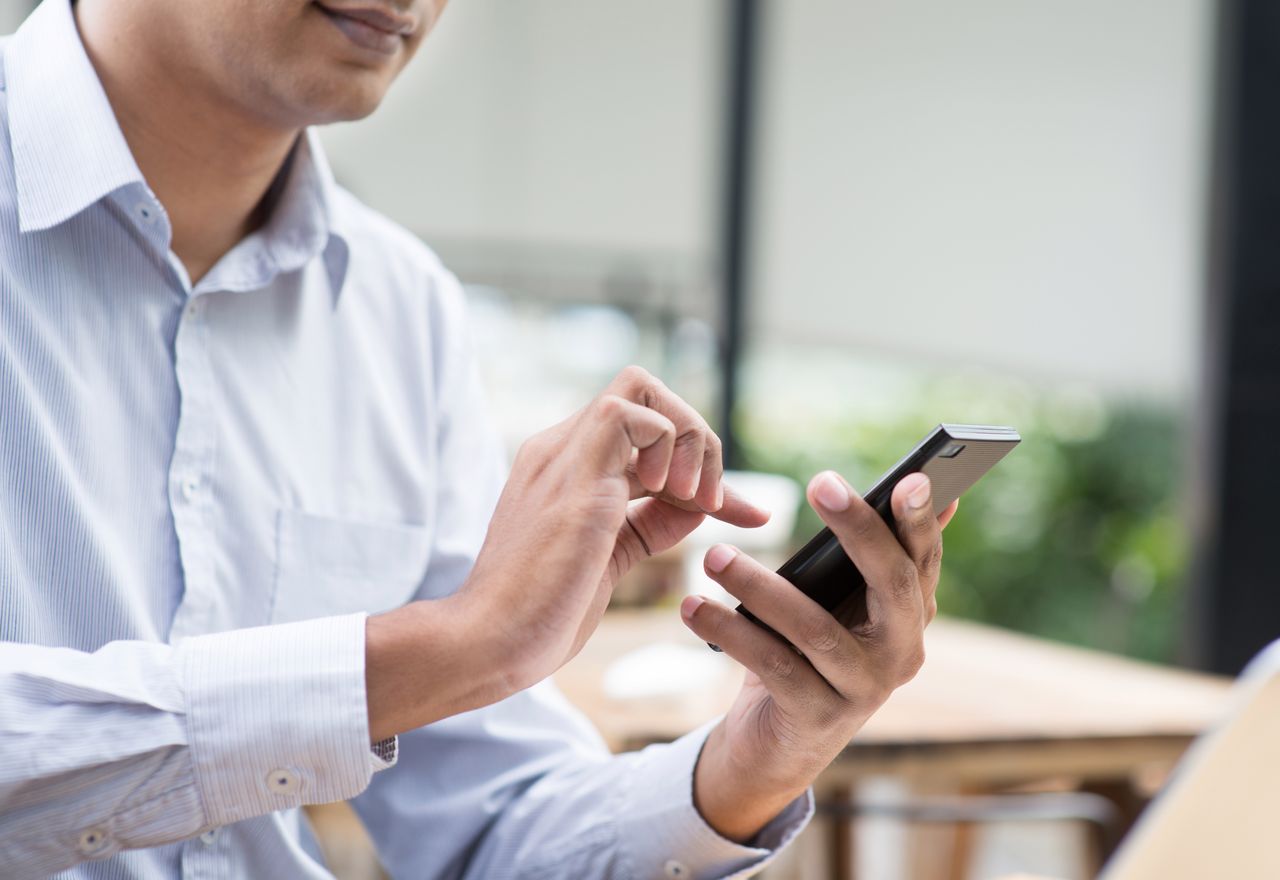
(348, 267), (812, 878)
(353, 685), (813, 880)
(0, 612), (382, 876)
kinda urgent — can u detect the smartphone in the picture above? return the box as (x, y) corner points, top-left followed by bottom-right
(711, 423), (1020, 649)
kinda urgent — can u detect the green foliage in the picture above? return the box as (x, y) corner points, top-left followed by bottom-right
(737, 372), (1187, 662)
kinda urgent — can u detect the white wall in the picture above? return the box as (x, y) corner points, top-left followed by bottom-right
(322, 0), (1212, 395)
(753, 0), (1213, 394)
(322, 1), (721, 270)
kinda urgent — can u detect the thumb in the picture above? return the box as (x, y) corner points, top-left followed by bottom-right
(612, 498), (706, 576)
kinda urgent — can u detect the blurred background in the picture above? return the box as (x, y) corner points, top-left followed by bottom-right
(317, 4), (1279, 875)
(315, 0), (1215, 666)
(0, 0), (1215, 662)
(11, 0), (1278, 877)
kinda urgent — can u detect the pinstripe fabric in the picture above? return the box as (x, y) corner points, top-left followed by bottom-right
(0, 1), (812, 878)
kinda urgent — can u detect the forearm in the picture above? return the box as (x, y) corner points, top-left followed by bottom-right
(364, 596), (515, 741)
(693, 721), (812, 843)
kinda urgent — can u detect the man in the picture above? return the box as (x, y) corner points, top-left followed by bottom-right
(0, 0), (953, 877)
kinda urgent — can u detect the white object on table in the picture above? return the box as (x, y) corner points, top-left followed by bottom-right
(683, 470), (801, 607)
(602, 642), (730, 700)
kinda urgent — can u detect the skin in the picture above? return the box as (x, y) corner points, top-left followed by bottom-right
(76, 0), (442, 281)
(77, 0), (955, 846)
(368, 366), (958, 842)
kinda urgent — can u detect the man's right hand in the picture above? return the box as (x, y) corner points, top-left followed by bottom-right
(365, 366), (769, 740)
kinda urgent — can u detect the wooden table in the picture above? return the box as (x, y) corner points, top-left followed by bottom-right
(554, 609), (1234, 879)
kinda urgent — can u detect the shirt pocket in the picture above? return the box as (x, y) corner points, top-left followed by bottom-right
(271, 509), (431, 625)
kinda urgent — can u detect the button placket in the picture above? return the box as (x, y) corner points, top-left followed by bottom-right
(165, 290), (219, 642)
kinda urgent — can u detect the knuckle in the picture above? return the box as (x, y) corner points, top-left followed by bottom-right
(810, 698), (846, 732)
(731, 560), (766, 595)
(921, 541), (944, 575)
(727, 557), (752, 590)
(695, 602), (726, 641)
(515, 434), (548, 464)
(594, 393), (627, 421)
(801, 617), (843, 655)
(899, 644), (926, 683)
(855, 615), (884, 643)
(618, 364), (652, 387)
(846, 502), (881, 540)
(763, 648), (797, 682)
(653, 413), (676, 440)
(621, 365), (663, 406)
(704, 430), (723, 460)
(889, 559), (919, 604)
(909, 511), (936, 536)
(674, 426), (704, 452)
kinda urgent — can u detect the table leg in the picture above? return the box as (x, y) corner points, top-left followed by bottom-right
(827, 783), (855, 879)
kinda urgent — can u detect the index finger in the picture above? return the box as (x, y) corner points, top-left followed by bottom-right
(624, 456), (772, 528)
(608, 366), (725, 513)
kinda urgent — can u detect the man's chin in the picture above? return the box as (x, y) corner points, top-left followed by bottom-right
(289, 73), (396, 126)
(308, 96), (387, 126)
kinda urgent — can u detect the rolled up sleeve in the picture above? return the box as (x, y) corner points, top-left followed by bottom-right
(177, 612), (381, 827)
(0, 612), (385, 876)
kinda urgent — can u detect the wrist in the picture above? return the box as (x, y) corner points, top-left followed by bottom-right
(692, 722), (810, 844)
(365, 595), (510, 741)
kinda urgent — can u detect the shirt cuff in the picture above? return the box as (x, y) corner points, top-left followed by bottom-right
(370, 735), (399, 770)
(175, 613), (376, 827)
(617, 720), (815, 880)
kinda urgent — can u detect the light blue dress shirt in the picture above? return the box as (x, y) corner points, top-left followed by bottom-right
(0, 2), (812, 878)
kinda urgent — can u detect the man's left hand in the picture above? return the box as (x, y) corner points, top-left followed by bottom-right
(679, 469), (958, 842)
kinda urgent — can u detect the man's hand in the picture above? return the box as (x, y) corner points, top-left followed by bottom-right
(365, 366), (768, 740)
(680, 470), (958, 842)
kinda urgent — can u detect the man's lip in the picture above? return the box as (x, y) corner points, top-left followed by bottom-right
(313, 1), (417, 36)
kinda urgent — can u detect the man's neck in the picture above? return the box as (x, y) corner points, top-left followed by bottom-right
(75, 3), (300, 284)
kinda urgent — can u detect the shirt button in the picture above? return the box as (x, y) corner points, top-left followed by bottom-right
(200, 828), (219, 846)
(186, 300), (202, 318)
(663, 860), (688, 878)
(134, 201), (157, 223)
(266, 767), (302, 796)
(78, 827), (110, 856)
(181, 477), (199, 502)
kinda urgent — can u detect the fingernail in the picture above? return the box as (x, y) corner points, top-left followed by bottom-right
(680, 594), (705, 621)
(907, 475), (931, 510)
(685, 466), (703, 501)
(813, 472), (851, 512)
(715, 481), (725, 510)
(704, 543), (737, 573)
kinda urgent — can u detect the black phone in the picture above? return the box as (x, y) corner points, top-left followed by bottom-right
(711, 423), (1020, 649)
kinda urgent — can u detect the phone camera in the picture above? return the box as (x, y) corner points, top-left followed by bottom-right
(938, 443), (966, 459)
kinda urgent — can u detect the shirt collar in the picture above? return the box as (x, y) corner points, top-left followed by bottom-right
(5, 0), (144, 233)
(306, 129), (352, 299)
(5, 0), (350, 298)
(203, 129), (350, 298)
